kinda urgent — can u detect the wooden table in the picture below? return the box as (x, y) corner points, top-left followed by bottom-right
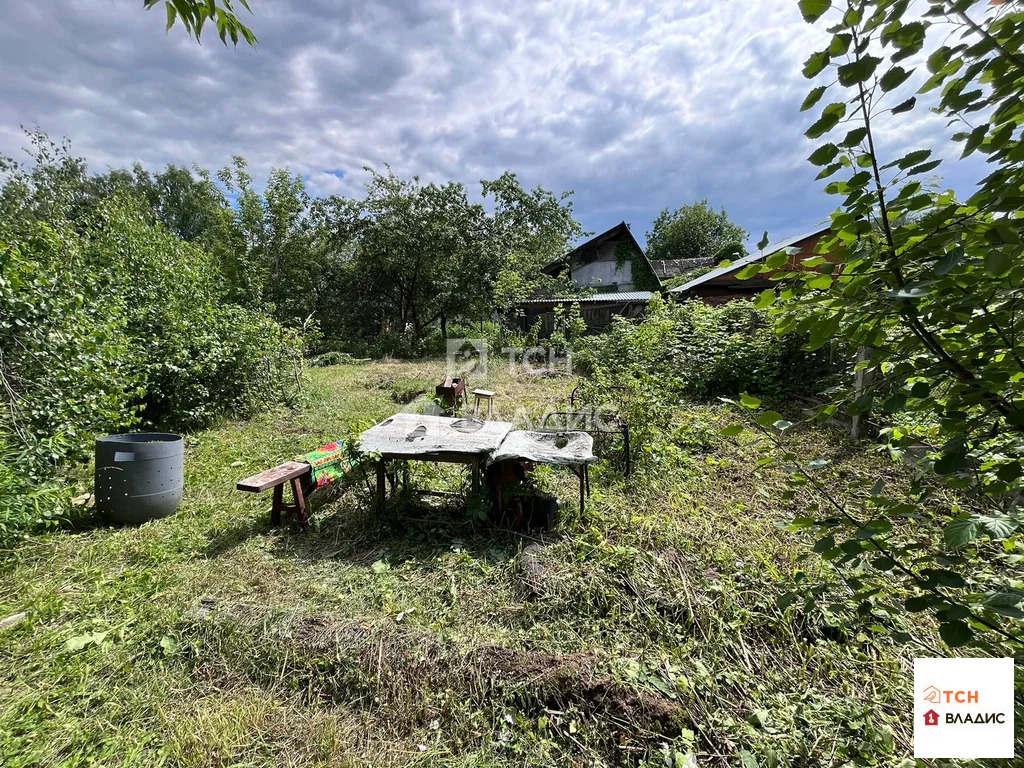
(358, 414), (513, 510)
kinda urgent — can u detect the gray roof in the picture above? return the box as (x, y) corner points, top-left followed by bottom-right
(650, 257), (716, 280)
(667, 227), (831, 294)
(518, 291), (655, 305)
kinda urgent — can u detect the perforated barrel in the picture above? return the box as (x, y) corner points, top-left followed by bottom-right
(95, 433), (183, 524)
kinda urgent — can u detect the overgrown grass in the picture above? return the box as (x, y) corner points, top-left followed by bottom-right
(0, 360), (932, 766)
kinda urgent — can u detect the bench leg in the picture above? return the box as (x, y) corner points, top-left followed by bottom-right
(271, 484), (283, 526)
(290, 477), (308, 529)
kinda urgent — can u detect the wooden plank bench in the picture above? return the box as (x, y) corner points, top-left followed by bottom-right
(237, 461), (313, 527)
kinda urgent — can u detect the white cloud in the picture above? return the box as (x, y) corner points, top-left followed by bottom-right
(0, 0), (983, 247)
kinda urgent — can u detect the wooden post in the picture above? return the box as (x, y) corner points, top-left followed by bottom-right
(851, 346), (874, 440)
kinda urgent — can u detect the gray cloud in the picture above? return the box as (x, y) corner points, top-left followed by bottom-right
(0, 0), (982, 248)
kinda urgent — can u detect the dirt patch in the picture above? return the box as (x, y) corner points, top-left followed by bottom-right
(471, 644), (683, 733)
(191, 600), (686, 739)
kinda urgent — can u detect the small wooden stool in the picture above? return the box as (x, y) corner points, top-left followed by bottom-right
(472, 389), (495, 418)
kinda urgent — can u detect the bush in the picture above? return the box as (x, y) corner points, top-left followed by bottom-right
(573, 296), (819, 472)
(0, 179), (304, 541)
(88, 199), (303, 428)
(578, 296), (812, 401)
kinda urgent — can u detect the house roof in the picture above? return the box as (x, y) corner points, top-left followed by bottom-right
(518, 291), (655, 305)
(543, 221), (663, 289)
(667, 226), (831, 295)
(650, 256), (716, 280)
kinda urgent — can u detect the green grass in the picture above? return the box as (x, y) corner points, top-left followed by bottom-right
(0, 360), (926, 767)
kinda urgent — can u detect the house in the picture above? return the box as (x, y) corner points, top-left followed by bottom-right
(517, 222), (662, 335)
(667, 227), (832, 304)
(542, 221), (661, 295)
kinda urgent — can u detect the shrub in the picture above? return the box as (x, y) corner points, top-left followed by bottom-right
(574, 296), (819, 472)
(578, 296), (811, 402)
(0, 184), (304, 541)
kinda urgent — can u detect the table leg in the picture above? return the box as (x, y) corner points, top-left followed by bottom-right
(376, 458), (386, 512)
(579, 466), (586, 517)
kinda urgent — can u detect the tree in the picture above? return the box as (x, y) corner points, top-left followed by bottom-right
(645, 200), (747, 262)
(344, 169), (492, 342)
(145, 0), (257, 46)
(483, 172), (584, 314)
(735, 0), (1024, 653)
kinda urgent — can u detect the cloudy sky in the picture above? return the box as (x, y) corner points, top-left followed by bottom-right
(0, 0), (982, 248)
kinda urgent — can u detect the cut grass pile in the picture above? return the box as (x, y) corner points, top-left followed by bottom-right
(0, 359), (929, 766)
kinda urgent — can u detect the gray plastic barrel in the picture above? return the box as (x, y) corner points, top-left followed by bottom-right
(95, 433), (183, 524)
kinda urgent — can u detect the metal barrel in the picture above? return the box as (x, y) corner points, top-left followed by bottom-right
(94, 433), (184, 524)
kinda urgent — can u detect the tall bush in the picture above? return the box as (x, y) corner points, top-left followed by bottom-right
(0, 140), (305, 544)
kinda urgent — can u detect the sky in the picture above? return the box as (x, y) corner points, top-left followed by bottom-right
(0, 0), (986, 250)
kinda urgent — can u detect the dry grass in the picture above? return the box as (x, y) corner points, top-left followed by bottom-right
(0, 359), (925, 767)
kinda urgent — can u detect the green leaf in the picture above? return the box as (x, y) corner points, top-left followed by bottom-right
(808, 143), (840, 166)
(806, 312), (841, 350)
(754, 289), (776, 309)
(995, 462), (1021, 482)
(829, 33), (852, 56)
(944, 517), (978, 549)
(894, 149), (931, 169)
(927, 45), (952, 74)
(165, 2), (178, 31)
(984, 251), (1012, 277)
(720, 424), (744, 437)
(978, 515), (1017, 539)
(740, 393), (761, 410)
(803, 50), (830, 78)
(66, 630), (109, 652)
(925, 569), (966, 588)
(798, 0), (831, 22)
(960, 123), (987, 158)
(891, 97), (916, 114)
(879, 66), (911, 92)
(807, 274), (832, 290)
(934, 248), (962, 276)
(806, 103), (846, 139)
(939, 620), (972, 648)
(801, 86), (827, 112)
(777, 592), (798, 609)
(736, 263), (763, 280)
(905, 595), (931, 612)
(840, 127), (867, 148)
(756, 410), (784, 428)
(837, 56), (881, 87)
